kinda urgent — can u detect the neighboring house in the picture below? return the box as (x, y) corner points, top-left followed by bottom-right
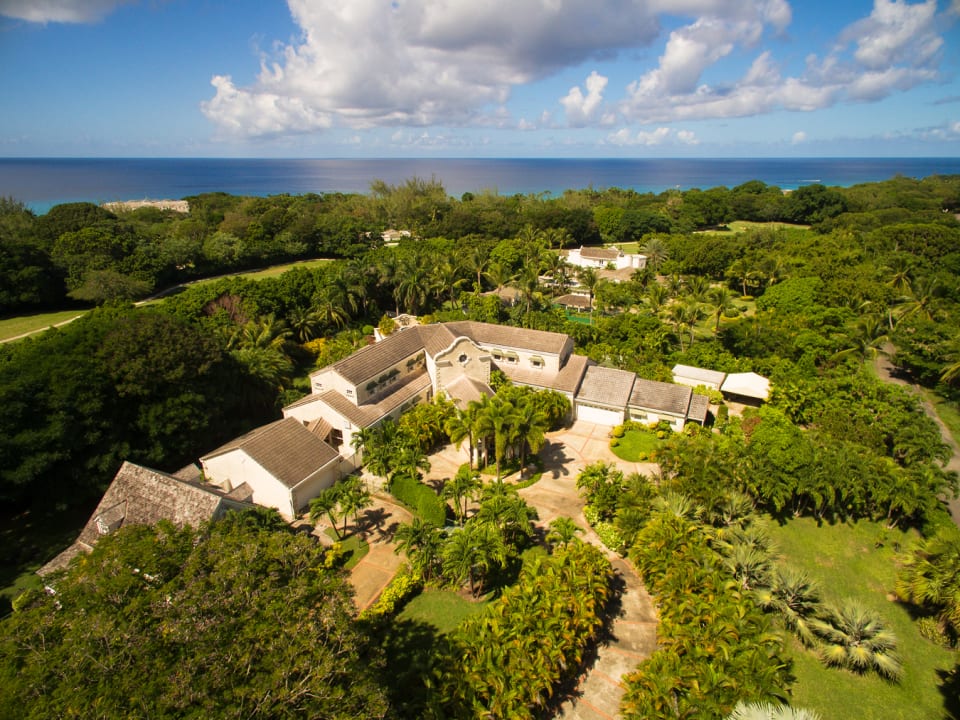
(554, 293), (593, 311)
(284, 320), (709, 459)
(672, 364), (771, 406)
(381, 229), (411, 245)
(565, 245), (647, 271)
(629, 378), (710, 431)
(672, 364), (727, 391)
(200, 417), (342, 521)
(38, 461), (252, 577)
(720, 372), (770, 405)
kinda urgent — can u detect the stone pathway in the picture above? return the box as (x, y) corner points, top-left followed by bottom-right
(344, 421), (660, 718)
(874, 349), (960, 524)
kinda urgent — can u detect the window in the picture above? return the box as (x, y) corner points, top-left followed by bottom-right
(530, 355), (544, 369)
(504, 350), (519, 364)
(458, 353), (468, 365)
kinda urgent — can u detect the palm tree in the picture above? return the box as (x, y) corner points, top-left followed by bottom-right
(640, 237), (669, 271)
(442, 521), (506, 597)
(484, 260), (515, 295)
(684, 275), (711, 303)
(309, 487), (343, 539)
(287, 305), (324, 343)
(809, 598), (903, 680)
(395, 517), (443, 580)
(577, 266), (600, 324)
(646, 282), (669, 314)
(830, 314), (889, 365)
(513, 396), (549, 478)
(897, 275), (943, 322)
(895, 528), (960, 637)
(475, 398), (519, 482)
(442, 466), (482, 526)
(727, 701), (822, 720)
(547, 516), (581, 549)
(706, 286), (735, 333)
(756, 565), (822, 648)
(461, 244), (490, 293)
(313, 285), (349, 330)
(513, 263), (544, 327)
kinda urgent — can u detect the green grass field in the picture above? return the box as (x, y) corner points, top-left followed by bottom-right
(611, 428), (662, 461)
(398, 589), (488, 634)
(0, 309), (88, 342)
(324, 528), (370, 570)
(697, 220), (811, 235)
(768, 516), (955, 720)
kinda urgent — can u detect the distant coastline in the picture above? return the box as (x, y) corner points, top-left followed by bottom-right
(3, 156), (960, 215)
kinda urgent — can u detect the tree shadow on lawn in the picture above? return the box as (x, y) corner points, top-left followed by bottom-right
(373, 617), (450, 717)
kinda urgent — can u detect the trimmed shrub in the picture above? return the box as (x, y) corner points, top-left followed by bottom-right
(390, 475), (447, 526)
(360, 565), (423, 621)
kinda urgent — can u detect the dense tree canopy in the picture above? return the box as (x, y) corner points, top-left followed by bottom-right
(0, 510), (390, 719)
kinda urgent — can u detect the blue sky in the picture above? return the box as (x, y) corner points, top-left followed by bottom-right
(1, 0), (959, 157)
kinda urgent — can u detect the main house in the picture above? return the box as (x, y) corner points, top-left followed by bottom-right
(283, 320), (709, 466)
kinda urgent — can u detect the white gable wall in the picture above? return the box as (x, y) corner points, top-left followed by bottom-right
(201, 450), (295, 520)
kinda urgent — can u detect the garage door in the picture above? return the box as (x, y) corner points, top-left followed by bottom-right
(576, 403), (623, 426)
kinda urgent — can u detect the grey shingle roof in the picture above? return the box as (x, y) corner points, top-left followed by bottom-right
(629, 377), (695, 416)
(672, 364), (727, 386)
(498, 352), (590, 394)
(39, 462), (244, 577)
(576, 365), (636, 407)
(445, 321), (570, 355)
(686, 393), (711, 424)
(202, 417), (339, 489)
(323, 328), (425, 384)
(315, 371), (432, 428)
(579, 246), (620, 261)
(554, 293), (592, 309)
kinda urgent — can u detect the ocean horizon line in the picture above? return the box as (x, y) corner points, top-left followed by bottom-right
(4, 156), (960, 215)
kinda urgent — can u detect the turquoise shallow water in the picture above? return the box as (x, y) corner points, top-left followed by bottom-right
(2, 156), (959, 214)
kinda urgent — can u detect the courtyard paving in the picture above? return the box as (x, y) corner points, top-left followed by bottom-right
(333, 420), (660, 718)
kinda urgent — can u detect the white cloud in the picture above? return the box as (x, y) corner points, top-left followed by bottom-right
(607, 126), (698, 146)
(560, 71), (608, 126)
(0, 0), (130, 23)
(620, 0), (951, 125)
(204, 0), (664, 137)
(842, 0), (940, 70)
(202, 0), (954, 139)
(791, 130), (806, 144)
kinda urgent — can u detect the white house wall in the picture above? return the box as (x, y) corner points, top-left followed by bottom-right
(575, 402), (625, 426)
(290, 465), (339, 516)
(201, 451), (296, 520)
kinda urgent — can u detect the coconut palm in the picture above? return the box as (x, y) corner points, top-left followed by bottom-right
(442, 465), (482, 526)
(547, 516), (581, 549)
(442, 521), (507, 597)
(809, 598), (903, 680)
(475, 397), (518, 481)
(512, 396), (549, 478)
(707, 286), (736, 333)
(309, 487), (343, 539)
(395, 517), (443, 580)
(640, 237), (669, 271)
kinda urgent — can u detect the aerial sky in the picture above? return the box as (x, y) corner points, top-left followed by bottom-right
(1, 0), (959, 157)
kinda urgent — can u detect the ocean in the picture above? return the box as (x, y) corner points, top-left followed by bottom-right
(2, 157), (960, 214)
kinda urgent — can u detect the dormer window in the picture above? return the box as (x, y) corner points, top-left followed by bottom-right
(531, 355), (544, 369)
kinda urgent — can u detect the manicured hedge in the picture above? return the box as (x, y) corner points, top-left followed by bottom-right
(390, 475), (448, 526)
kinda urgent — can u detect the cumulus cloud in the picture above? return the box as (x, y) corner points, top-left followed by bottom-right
(607, 127), (699, 146)
(0, 0), (130, 23)
(619, 0), (950, 125)
(560, 72), (608, 126)
(204, 0), (664, 136)
(791, 130), (807, 144)
(202, 0), (953, 139)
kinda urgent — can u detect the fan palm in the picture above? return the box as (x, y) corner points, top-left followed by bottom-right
(809, 599), (902, 680)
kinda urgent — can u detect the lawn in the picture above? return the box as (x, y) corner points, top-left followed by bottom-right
(611, 427), (662, 461)
(767, 516), (955, 720)
(324, 528), (369, 570)
(0, 309), (88, 342)
(398, 588), (488, 633)
(697, 220), (811, 235)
